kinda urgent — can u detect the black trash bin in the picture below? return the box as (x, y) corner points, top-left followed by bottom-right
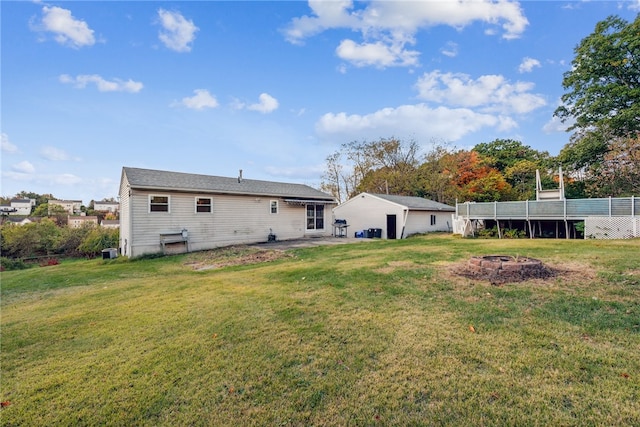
(368, 228), (382, 238)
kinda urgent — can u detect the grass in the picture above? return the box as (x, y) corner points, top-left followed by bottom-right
(1, 234), (639, 426)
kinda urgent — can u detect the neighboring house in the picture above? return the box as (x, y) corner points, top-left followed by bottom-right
(3, 217), (36, 226)
(10, 199), (35, 215)
(333, 193), (455, 239)
(49, 199), (83, 215)
(68, 216), (98, 228)
(94, 201), (120, 213)
(101, 219), (120, 229)
(119, 167), (337, 257)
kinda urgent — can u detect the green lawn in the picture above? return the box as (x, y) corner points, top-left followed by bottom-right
(2, 235), (639, 426)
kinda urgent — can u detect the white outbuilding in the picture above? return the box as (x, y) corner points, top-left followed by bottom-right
(333, 193), (455, 239)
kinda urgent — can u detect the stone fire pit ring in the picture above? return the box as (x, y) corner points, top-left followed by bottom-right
(463, 255), (554, 284)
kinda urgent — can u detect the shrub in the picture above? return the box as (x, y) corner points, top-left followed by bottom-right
(78, 228), (119, 258)
(1, 219), (61, 258)
(476, 226), (498, 238)
(503, 228), (526, 239)
(0, 257), (30, 271)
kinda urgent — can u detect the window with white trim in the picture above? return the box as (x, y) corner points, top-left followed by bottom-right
(306, 204), (324, 230)
(149, 195), (169, 212)
(196, 197), (212, 213)
(270, 200), (278, 214)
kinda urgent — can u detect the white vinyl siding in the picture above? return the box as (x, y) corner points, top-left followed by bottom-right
(333, 193), (453, 239)
(125, 191), (335, 257)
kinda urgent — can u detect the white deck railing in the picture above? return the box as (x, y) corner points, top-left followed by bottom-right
(456, 196), (639, 220)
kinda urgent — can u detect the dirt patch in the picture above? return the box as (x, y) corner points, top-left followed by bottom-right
(451, 255), (556, 285)
(183, 245), (293, 271)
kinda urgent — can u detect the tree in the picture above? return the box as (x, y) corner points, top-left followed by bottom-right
(320, 137), (420, 202)
(504, 160), (538, 200)
(554, 15), (640, 140)
(473, 139), (550, 172)
(449, 150), (512, 202)
(352, 138), (420, 196)
(415, 143), (461, 205)
(586, 135), (640, 196)
(320, 152), (352, 204)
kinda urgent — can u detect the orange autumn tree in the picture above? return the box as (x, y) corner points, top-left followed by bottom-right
(445, 150), (513, 202)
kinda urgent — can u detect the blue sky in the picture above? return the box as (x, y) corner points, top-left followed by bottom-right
(2, 1), (639, 204)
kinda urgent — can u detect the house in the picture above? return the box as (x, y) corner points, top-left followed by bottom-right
(9, 199), (35, 215)
(68, 216), (98, 228)
(2, 217), (36, 226)
(119, 167), (337, 257)
(0, 199), (35, 216)
(333, 193), (455, 239)
(94, 201), (120, 213)
(49, 199), (82, 215)
(101, 219), (120, 229)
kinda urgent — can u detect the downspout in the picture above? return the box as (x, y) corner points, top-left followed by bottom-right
(128, 187), (133, 257)
(400, 208), (409, 239)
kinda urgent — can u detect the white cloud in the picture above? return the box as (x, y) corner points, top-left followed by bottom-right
(12, 161), (35, 174)
(542, 115), (572, 134)
(414, 70), (546, 114)
(316, 103), (515, 143)
(284, 0), (528, 67)
(59, 74), (143, 93)
(173, 89), (219, 110)
(36, 6), (95, 48)
(336, 39), (419, 68)
(1, 133), (18, 153)
(40, 146), (70, 161)
(440, 41), (458, 58)
(248, 93), (279, 114)
(518, 57), (541, 73)
(157, 9), (199, 52)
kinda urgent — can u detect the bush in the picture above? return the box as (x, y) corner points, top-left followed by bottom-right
(0, 257), (30, 271)
(476, 226), (498, 238)
(58, 225), (94, 257)
(1, 219), (61, 258)
(78, 228), (119, 258)
(503, 228), (526, 239)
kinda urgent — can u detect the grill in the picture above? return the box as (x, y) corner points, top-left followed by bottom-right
(332, 219), (349, 237)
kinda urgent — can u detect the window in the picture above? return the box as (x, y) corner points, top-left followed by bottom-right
(430, 214), (436, 226)
(270, 200), (278, 214)
(306, 204), (324, 230)
(149, 195), (169, 212)
(196, 197), (212, 213)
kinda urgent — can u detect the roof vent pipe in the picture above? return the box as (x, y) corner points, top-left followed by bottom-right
(238, 169), (243, 183)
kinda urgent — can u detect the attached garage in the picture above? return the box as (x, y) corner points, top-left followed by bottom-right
(332, 193), (455, 239)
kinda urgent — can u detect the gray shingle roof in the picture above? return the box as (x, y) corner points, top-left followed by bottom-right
(370, 193), (455, 211)
(122, 167), (335, 201)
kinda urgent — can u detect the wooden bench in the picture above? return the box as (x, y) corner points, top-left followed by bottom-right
(160, 230), (189, 253)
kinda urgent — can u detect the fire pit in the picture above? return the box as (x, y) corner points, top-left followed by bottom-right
(456, 255), (554, 284)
